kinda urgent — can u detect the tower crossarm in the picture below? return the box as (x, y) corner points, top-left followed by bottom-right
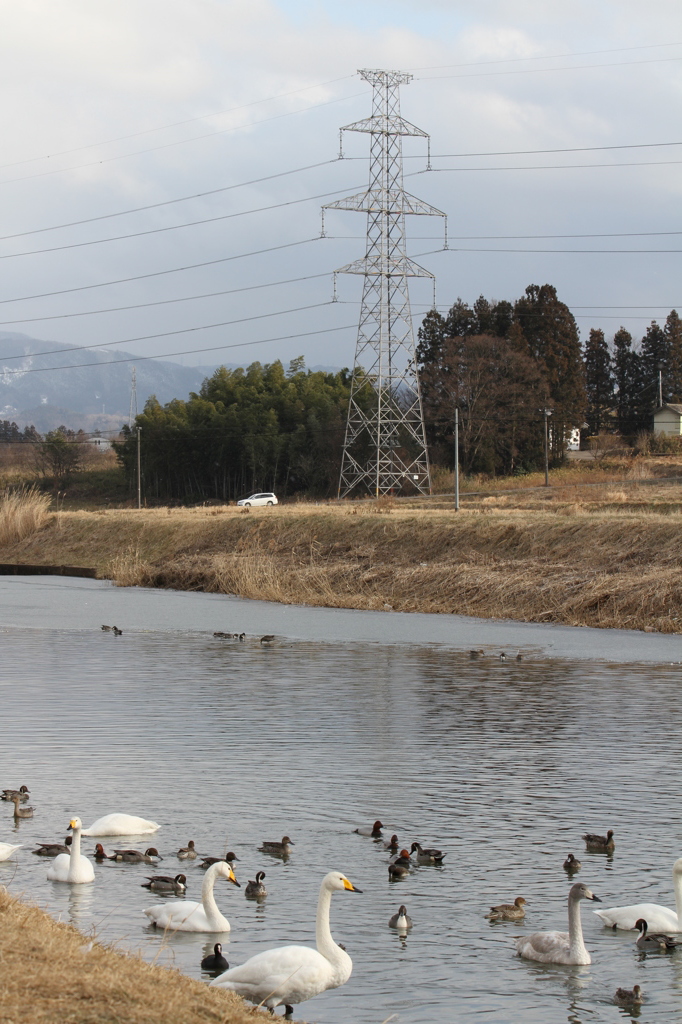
(324, 189), (445, 218)
(335, 255), (434, 278)
(340, 115), (429, 138)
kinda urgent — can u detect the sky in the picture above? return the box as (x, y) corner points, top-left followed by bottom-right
(1, 0), (681, 387)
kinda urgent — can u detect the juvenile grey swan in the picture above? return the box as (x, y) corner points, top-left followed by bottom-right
(515, 883), (601, 965)
(245, 871), (267, 899)
(389, 905), (413, 929)
(487, 897), (527, 922)
(209, 871), (361, 1014)
(635, 918), (680, 952)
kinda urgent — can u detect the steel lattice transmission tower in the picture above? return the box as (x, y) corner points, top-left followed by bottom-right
(323, 69), (446, 498)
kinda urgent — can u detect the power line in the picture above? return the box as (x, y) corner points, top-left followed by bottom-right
(421, 140), (682, 159)
(408, 41), (682, 73)
(418, 53), (682, 81)
(420, 158), (682, 173)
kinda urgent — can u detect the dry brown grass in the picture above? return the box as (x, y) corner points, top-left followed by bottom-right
(1, 501), (681, 633)
(0, 887), (260, 1024)
(0, 486), (52, 545)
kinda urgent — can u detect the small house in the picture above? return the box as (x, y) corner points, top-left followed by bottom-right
(653, 404), (682, 436)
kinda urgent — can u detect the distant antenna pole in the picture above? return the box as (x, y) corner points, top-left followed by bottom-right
(136, 426), (142, 510)
(129, 366), (138, 427)
(323, 69), (446, 498)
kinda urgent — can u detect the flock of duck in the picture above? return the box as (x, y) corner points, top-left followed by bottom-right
(4, 792), (679, 1016)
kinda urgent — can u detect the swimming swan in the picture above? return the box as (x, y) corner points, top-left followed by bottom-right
(0, 842), (22, 861)
(210, 871), (361, 1014)
(81, 813), (160, 836)
(594, 857), (682, 931)
(144, 860), (239, 931)
(516, 883), (601, 965)
(46, 818), (95, 884)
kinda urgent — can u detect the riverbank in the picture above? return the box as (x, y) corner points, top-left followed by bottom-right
(0, 887), (255, 1024)
(0, 499), (680, 632)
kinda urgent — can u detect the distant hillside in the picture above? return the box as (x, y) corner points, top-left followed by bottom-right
(0, 332), (218, 432)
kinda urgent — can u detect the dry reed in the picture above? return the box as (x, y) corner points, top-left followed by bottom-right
(0, 485), (52, 545)
(0, 887), (259, 1024)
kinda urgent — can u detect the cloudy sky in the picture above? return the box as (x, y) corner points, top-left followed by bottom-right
(1, 0), (681, 383)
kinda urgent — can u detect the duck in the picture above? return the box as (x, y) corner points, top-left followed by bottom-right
(260, 635), (276, 644)
(582, 829), (615, 854)
(1, 786), (30, 802)
(202, 943), (229, 972)
(112, 627), (123, 636)
(515, 882), (601, 965)
(563, 853), (581, 873)
(210, 871), (361, 1015)
(111, 847), (162, 864)
(614, 984), (644, 1007)
(93, 843), (115, 861)
(46, 817), (95, 884)
(487, 897), (527, 922)
(144, 859), (239, 932)
(410, 841), (445, 865)
(388, 905), (413, 929)
(635, 917), (680, 951)
(141, 873), (187, 894)
(101, 624), (113, 631)
(354, 820), (383, 838)
(469, 649), (484, 659)
(81, 813), (160, 836)
(258, 837), (294, 857)
(245, 871), (267, 899)
(0, 842), (23, 861)
(594, 856), (682, 931)
(200, 852), (239, 869)
(383, 834), (399, 853)
(177, 840), (199, 860)
(10, 794), (33, 819)
(32, 837), (72, 857)
(388, 850), (412, 878)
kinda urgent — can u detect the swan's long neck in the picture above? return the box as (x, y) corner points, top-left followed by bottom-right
(70, 825), (82, 861)
(315, 881), (348, 968)
(567, 894), (588, 961)
(201, 866), (224, 927)
(672, 866), (682, 927)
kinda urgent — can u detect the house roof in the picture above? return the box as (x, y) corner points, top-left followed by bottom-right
(655, 404), (682, 416)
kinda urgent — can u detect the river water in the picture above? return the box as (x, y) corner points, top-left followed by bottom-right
(1, 577), (682, 1023)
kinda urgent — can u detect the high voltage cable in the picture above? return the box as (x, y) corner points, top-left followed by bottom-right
(0, 301), (335, 365)
(408, 41), (682, 72)
(420, 141), (682, 159)
(0, 321), (356, 377)
(420, 158), (682, 173)
(418, 54), (682, 81)
(0, 237), (321, 305)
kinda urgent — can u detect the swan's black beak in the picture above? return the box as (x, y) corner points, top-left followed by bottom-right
(589, 894), (602, 902)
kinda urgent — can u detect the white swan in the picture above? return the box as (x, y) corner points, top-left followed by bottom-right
(594, 857), (682, 931)
(516, 882), (601, 965)
(81, 813), (160, 836)
(144, 860), (239, 932)
(210, 871), (361, 1014)
(46, 818), (95, 884)
(0, 842), (22, 861)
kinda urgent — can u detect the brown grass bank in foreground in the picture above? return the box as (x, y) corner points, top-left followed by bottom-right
(1, 500), (681, 633)
(0, 888), (258, 1024)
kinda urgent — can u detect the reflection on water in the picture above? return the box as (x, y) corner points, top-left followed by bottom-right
(1, 617), (682, 1023)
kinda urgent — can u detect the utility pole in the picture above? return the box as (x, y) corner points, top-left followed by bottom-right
(454, 408), (459, 511)
(136, 426), (142, 510)
(129, 366), (138, 426)
(659, 368), (664, 408)
(543, 408), (552, 486)
(323, 69), (446, 498)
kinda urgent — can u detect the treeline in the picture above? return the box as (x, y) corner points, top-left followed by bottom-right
(115, 359), (351, 501)
(417, 284), (682, 476)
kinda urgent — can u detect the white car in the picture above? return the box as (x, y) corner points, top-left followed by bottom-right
(237, 492), (278, 507)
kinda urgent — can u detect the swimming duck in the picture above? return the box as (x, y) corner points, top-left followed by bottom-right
(202, 943), (229, 972)
(32, 837), (72, 857)
(10, 794), (33, 819)
(112, 627), (123, 636)
(388, 850), (412, 878)
(177, 840), (199, 860)
(200, 853), (239, 869)
(354, 820), (383, 838)
(245, 871), (267, 899)
(0, 842), (23, 861)
(260, 635), (276, 644)
(487, 897), (527, 922)
(635, 918), (680, 951)
(93, 843), (115, 861)
(258, 837), (294, 857)
(410, 841), (445, 865)
(582, 829), (615, 854)
(46, 817), (95, 884)
(210, 871), (361, 1014)
(469, 649), (484, 659)
(383, 834), (399, 853)
(563, 853), (581, 873)
(614, 985), (644, 1007)
(516, 883), (601, 965)
(141, 873), (187, 894)
(111, 847), (162, 864)
(144, 860), (240, 932)
(388, 905), (413, 929)
(1, 786), (30, 802)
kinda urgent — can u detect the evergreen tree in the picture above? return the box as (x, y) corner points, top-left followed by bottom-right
(613, 328), (641, 435)
(583, 328), (615, 435)
(640, 320), (670, 408)
(665, 310), (682, 401)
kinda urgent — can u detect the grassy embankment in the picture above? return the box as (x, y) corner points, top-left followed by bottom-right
(0, 887), (257, 1024)
(1, 459), (682, 632)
